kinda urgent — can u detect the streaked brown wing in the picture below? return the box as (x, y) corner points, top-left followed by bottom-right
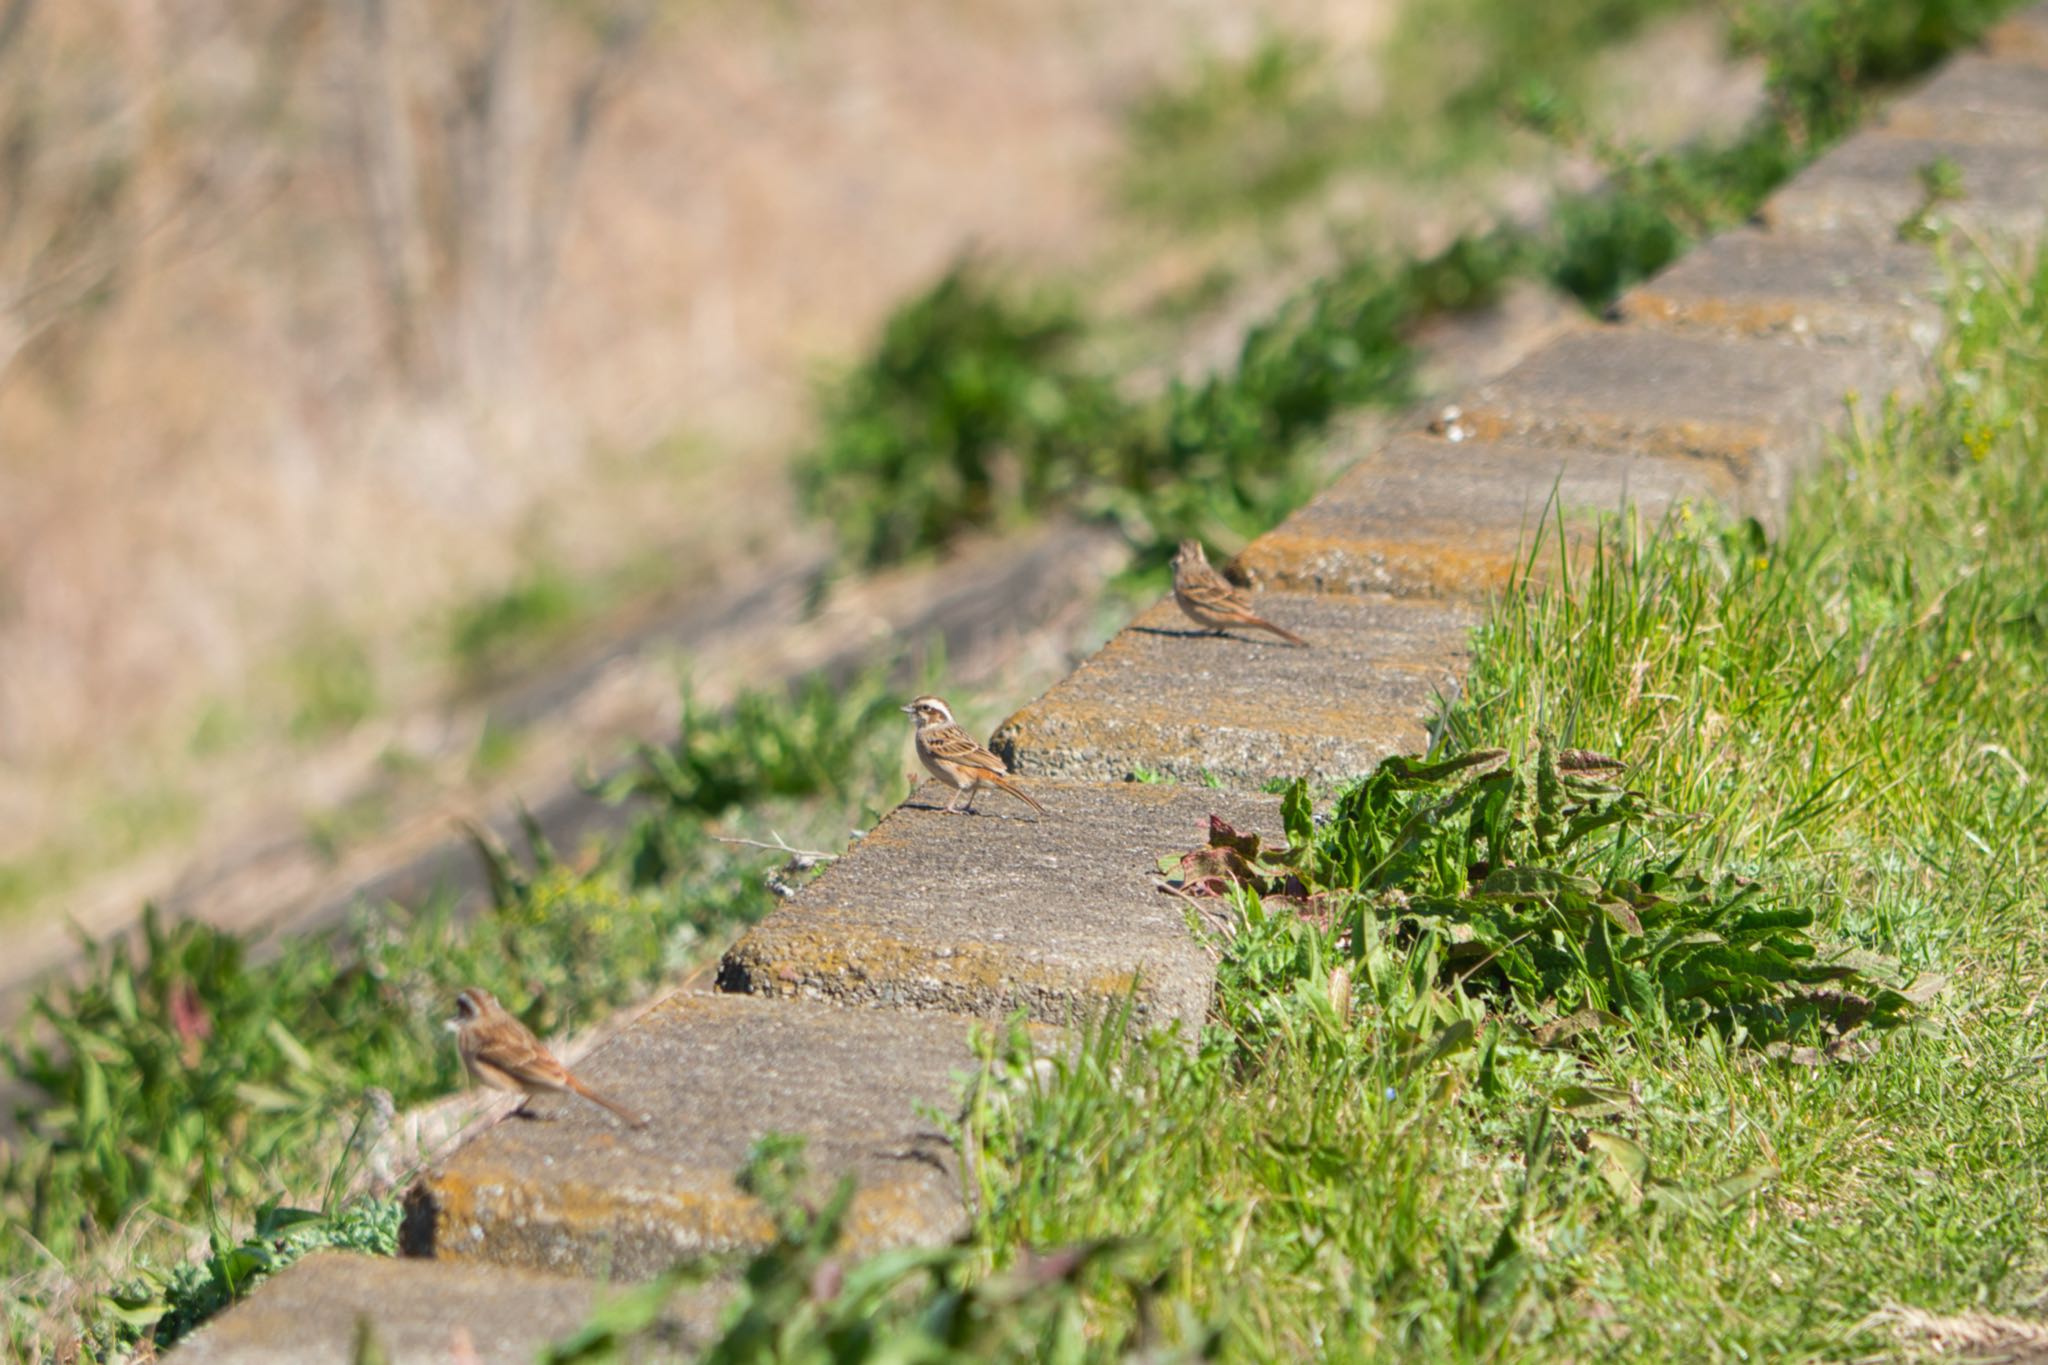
(1182, 567), (1252, 616)
(491, 1043), (576, 1092)
(465, 1018), (576, 1093)
(923, 722), (1009, 776)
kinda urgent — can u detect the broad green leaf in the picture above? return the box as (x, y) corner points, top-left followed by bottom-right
(1406, 1018), (1476, 1076)
(96, 1294), (169, 1328)
(1586, 1131), (1649, 1204)
(265, 1019), (319, 1074)
(1532, 1008), (1625, 1048)
(1475, 866), (1603, 902)
(1711, 1166), (1776, 1206)
(1599, 900), (1644, 936)
(1281, 779), (1314, 853)
(1553, 1083), (1631, 1117)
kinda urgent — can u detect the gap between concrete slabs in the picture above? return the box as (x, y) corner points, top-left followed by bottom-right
(721, 778), (1280, 1034)
(401, 991), (981, 1280)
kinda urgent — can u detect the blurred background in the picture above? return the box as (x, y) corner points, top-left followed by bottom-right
(0, 0), (1756, 986)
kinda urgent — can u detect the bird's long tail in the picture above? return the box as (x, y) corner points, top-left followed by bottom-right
(1246, 614), (1310, 647)
(567, 1073), (647, 1127)
(989, 772), (1050, 815)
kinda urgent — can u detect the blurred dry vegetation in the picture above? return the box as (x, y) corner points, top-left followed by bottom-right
(0, 0), (1391, 908)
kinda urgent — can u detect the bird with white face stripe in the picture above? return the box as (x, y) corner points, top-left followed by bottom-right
(901, 694), (1048, 816)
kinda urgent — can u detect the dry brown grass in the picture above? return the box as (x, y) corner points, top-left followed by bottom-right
(0, 0), (1378, 866)
(1869, 1304), (2048, 1363)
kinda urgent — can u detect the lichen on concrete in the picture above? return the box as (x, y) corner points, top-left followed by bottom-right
(1616, 228), (1943, 355)
(402, 992), (977, 1279)
(990, 595), (1471, 787)
(171, 1252), (725, 1363)
(1450, 327), (1906, 514)
(1236, 433), (1735, 597)
(724, 779), (1275, 1033)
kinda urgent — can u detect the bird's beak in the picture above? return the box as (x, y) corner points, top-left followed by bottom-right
(443, 1018), (461, 1033)
(900, 703), (917, 714)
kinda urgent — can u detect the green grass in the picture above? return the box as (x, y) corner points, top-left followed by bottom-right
(0, 664), (925, 1359)
(1119, 30), (1366, 229)
(570, 240), (2048, 1360)
(447, 566), (588, 687)
(283, 626), (380, 741)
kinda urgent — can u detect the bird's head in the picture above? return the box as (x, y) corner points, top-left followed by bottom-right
(900, 695), (954, 728)
(450, 987), (497, 1031)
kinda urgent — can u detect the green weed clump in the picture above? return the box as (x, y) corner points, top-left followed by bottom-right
(797, 265), (1143, 567)
(797, 245), (1484, 571)
(1168, 742), (1924, 1047)
(1120, 0), (1697, 228)
(102, 1199), (401, 1353)
(447, 568), (586, 686)
(615, 670), (913, 823)
(1120, 31), (1361, 228)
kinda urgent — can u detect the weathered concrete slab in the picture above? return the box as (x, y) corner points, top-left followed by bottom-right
(1761, 131), (2048, 242)
(1616, 228), (1944, 354)
(1443, 327), (1900, 512)
(723, 779), (1264, 1033)
(1881, 54), (2048, 144)
(401, 991), (976, 1279)
(1987, 0), (2048, 66)
(169, 1252), (722, 1363)
(990, 594), (1473, 786)
(1234, 433), (1735, 599)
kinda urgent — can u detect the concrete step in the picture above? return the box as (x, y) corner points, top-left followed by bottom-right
(1761, 130), (2048, 244)
(988, 595), (1473, 787)
(1880, 52), (2048, 145)
(1235, 432), (1735, 599)
(401, 991), (979, 1280)
(722, 778), (1271, 1034)
(1615, 228), (1944, 355)
(1443, 327), (1904, 514)
(169, 1252), (721, 1363)
(1987, 0), (2048, 66)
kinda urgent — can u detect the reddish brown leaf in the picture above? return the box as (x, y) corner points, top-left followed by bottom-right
(1206, 815), (1264, 861)
(169, 981), (211, 1067)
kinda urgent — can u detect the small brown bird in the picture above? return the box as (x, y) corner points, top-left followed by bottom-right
(449, 988), (645, 1127)
(1171, 540), (1309, 646)
(902, 695), (1047, 816)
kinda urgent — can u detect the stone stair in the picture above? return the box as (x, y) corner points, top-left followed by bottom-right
(172, 11), (2048, 1359)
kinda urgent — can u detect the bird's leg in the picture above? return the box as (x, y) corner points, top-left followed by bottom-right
(964, 781), (981, 815)
(943, 786), (962, 814)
